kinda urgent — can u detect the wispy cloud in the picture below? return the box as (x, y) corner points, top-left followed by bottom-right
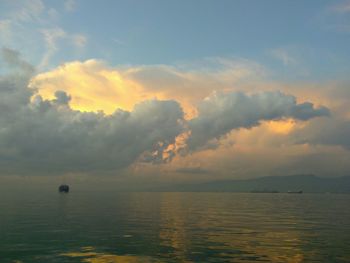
(113, 38), (126, 46)
(325, 1), (350, 33)
(72, 34), (87, 48)
(39, 28), (87, 69)
(0, 0), (45, 44)
(39, 28), (67, 69)
(326, 24), (350, 33)
(0, 20), (12, 42)
(64, 0), (76, 12)
(270, 48), (297, 66)
(9, 0), (45, 23)
(331, 0), (350, 13)
(0, 0), (86, 70)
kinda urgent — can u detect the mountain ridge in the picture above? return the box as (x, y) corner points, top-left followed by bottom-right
(149, 174), (350, 193)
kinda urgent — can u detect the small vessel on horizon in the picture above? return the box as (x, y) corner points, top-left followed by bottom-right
(58, 184), (69, 193)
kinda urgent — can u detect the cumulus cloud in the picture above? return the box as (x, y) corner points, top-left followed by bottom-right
(0, 90), (184, 175)
(30, 58), (265, 117)
(0, 49), (332, 177)
(53, 90), (71, 105)
(30, 60), (143, 113)
(0, 50), (184, 175)
(187, 91), (330, 151)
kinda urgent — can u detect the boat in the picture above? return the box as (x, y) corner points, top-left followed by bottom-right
(287, 190), (303, 194)
(59, 184), (69, 193)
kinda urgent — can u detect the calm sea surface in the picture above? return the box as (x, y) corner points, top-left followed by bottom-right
(0, 190), (349, 262)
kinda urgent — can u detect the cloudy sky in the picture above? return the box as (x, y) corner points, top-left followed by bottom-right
(1, 0), (350, 183)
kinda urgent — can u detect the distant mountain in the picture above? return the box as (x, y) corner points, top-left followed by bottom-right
(152, 175), (350, 193)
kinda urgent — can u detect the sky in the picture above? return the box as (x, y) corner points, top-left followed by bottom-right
(1, 0), (350, 184)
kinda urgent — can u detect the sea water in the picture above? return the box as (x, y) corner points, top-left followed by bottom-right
(0, 190), (349, 262)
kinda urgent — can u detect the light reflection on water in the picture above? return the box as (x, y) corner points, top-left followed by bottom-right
(0, 191), (349, 262)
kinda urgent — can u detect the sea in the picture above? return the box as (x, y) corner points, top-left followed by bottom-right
(0, 190), (349, 262)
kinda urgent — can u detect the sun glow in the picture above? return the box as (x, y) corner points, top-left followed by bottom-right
(30, 60), (150, 114)
(266, 119), (296, 134)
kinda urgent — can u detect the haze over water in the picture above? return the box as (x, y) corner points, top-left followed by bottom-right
(1, 189), (349, 262)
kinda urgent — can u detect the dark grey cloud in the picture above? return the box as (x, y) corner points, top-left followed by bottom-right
(0, 48), (332, 176)
(53, 90), (71, 105)
(0, 50), (185, 175)
(0, 84), (184, 175)
(293, 117), (350, 150)
(187, 91), (330, 150)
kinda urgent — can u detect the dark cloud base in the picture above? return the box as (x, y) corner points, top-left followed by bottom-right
(0, 49), (330, 176)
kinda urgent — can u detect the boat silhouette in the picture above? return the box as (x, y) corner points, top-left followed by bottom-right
(58, 184), (69, 193)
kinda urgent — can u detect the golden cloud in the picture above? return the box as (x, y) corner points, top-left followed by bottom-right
(27, 58), (343, 180)
(30, 60), (145, 113)
(30, 58), (265, 117)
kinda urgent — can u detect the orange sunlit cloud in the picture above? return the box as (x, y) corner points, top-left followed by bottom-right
(30, 60), (154, 114)
(28, 58), (340, 180)
(29, 58), (265, 118)
(30, 60), (201, 116)
(266, 119), (297, 135)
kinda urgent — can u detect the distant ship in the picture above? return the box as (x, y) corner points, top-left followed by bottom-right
(58, 184), (69, 193)
(287, 190), (303, 194)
